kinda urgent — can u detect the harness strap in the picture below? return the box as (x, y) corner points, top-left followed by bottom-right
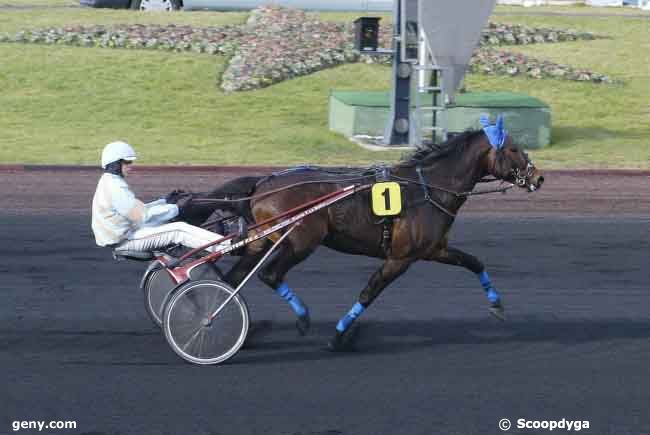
(378, 217), (393, 256)
(415, 166), (457, 218)
(415, 166), (433, 203)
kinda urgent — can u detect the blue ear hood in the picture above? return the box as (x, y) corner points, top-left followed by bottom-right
(479, 114), (508, 150)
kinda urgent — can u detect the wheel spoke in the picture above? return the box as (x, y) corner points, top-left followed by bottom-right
(207, 291), (227, 319)
(197, 329), (205, 358)
(179, 291), (201, 316)
(180, 326), (204, 351)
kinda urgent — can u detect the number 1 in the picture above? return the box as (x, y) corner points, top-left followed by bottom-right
(381, 188), (391, 211)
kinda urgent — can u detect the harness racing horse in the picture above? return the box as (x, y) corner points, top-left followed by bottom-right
(217, 123), (544, 351)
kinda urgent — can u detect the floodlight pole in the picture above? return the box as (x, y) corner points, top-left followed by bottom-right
(383, 0), (411, 146)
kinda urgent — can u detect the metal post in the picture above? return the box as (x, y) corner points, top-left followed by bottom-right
(432, 70), (438, 145)
(383, 0), (411, 146)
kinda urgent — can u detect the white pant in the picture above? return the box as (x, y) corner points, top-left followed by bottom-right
(115, 222), (229, 254)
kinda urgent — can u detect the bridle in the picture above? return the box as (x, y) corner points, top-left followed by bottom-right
(513, 161), (535, 188)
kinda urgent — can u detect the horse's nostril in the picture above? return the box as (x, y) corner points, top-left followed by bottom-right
(537, 176), (544, 187)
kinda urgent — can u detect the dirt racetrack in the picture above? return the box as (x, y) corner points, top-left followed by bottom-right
(1, 166), (649, 217)
(1, 166), (649, 435)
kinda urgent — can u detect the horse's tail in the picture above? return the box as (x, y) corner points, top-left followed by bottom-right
(210, 176), (264, 199)
(201, 175), (265, 228)
(166, 175), (264, 228)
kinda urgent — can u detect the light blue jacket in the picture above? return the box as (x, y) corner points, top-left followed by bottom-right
(91, 173), (179, 246)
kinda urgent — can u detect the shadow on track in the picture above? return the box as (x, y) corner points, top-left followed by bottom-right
(233, 317), (650, 365)
(4, 318), (649, 367)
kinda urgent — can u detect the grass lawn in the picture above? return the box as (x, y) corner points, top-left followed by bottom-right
(496, 4), (650, 16)
(467, 13), (650, 169)
(0, 0), (78, 6)
(0, 44), (399, 165)
(0, 3), (648, 168)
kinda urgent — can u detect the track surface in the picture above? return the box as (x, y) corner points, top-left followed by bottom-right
(1, 169), (649, 435)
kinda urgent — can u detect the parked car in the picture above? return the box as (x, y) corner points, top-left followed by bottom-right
(80, 0), (391, 11)
(182, 0), (391, 11)
(80, 0), (181, 11)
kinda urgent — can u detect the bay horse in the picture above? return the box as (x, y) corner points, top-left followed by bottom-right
(206, 126), (544, 351)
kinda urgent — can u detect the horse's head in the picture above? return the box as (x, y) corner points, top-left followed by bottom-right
(492, 137), (544, 192)
(480, 114), (544, 192)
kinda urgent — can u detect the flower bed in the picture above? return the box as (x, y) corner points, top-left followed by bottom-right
(479, 22), (598, 46)
(221, 6), (357, 92)
(0, 5), (614, 91)
(470, 48), (613, 83)
(225, 8), (610, 89)
(0, 24), (244, 54)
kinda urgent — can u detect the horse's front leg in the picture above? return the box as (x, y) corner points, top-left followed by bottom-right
(329, 258), (414, 352)
(429, 246), (505, 320)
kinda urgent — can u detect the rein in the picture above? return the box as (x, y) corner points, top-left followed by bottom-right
(190, 166), (514, 223)
(191, 170), (512, 206)
(191, 175), (374, 204)
(391, 172), (514, 198)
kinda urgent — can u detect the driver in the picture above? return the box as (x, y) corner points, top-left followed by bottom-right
(91, 141), (228, 255)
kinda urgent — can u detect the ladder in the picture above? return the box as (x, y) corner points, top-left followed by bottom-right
(413, 64), (447, 147)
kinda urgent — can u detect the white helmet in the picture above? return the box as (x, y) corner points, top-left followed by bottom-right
(101, 141), (137, 168)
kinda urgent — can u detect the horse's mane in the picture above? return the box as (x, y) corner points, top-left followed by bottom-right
(399, 129), (485, 167)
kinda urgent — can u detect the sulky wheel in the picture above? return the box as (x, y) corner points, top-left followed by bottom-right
(163, 280), (249, 365)
(143, 261), (224, 328)
(143, 266), (176, 328)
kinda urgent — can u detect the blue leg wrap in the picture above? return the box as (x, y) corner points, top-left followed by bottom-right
(478, 271), (501, 304)
(336, 302), (365, 333)
(275, 283), (307, 317)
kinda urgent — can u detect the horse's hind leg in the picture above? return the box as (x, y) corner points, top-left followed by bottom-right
(429, 246), (505, 321)
(223, 240), (269, 288)
(257, 239), (320, 336)
(329, 258), (413, 352)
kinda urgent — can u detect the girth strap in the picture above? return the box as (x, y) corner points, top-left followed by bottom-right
(378, 217), (393, 256)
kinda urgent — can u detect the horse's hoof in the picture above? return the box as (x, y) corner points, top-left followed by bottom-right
(327, 323), (360, 352)
(243, 320), (273, 349)
(489, 302), (506, 321)
(296, 310), (311, 336)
